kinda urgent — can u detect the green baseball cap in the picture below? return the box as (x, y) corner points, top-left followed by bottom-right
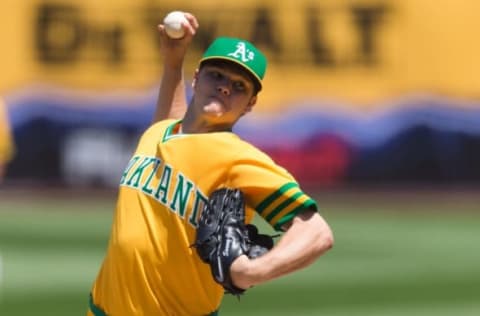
(200, 37), (267, 91)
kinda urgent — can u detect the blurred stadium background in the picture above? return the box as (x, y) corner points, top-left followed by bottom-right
(1, 0), (479, 315)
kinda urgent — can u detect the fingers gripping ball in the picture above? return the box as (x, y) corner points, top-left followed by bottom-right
(193, 188), (275, 296)
(163, 11), (188, 39)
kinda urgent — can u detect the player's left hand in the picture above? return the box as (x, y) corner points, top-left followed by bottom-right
(192, 188), (274, 296)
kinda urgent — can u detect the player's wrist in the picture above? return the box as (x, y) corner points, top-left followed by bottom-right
(230, 255), (254, 289)
(162, 57), (185, 71)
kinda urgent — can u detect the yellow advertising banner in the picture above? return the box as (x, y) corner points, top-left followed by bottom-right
(1, 0), (479, 110)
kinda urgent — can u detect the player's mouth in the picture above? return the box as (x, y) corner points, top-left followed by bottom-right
(204, 96), (229, 115)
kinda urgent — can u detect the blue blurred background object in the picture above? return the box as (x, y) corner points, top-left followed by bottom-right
(3, 0), (480, 188)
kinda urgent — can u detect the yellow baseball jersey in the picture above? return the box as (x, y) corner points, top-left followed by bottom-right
(90, 119), (318, 315)
(0, 99), (14, 163)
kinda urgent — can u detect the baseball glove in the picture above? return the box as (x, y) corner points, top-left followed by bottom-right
(192, 188), (274, 296)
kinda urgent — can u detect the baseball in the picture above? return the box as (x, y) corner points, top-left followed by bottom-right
(163, 11), (188, 39)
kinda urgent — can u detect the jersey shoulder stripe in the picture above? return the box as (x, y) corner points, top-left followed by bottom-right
(256, 182), (298, 214)
(272, 198), (318, 230)
(255, 182), (318, 230)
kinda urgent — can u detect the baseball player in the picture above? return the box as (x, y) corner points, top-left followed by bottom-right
(88, 12), (333, 316)
(0, 98), (14, 182)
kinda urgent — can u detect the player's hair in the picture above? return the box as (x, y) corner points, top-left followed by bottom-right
(199, 59), (261, 95)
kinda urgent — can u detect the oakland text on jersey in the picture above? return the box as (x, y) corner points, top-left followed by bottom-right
(119, 154), (209, 228)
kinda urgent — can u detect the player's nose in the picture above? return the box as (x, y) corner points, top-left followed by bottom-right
(216, 84), (230, 96)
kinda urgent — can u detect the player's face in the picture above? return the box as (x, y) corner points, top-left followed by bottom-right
(192, 63), (257, 125)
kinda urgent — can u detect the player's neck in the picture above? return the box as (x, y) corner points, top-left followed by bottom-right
(182, 111), (233, 134)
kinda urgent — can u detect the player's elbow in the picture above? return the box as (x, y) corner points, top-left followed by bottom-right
(306, 212), (334, 257)
(321, 227), (335, 252)
(291, 210), (334, 258)
(312, 224), (334, 256)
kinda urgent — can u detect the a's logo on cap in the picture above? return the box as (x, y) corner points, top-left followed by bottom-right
(227, 42), (255, 63)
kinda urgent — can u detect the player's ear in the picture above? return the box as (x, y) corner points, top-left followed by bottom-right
(192, 69), (200, 89)
(242, 96), (257, 115)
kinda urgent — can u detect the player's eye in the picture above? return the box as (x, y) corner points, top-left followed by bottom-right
(232, 81), (246, 92)
(208, 70), (223, 80)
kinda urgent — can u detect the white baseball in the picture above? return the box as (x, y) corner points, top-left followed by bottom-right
(163, 11), (188, 39)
